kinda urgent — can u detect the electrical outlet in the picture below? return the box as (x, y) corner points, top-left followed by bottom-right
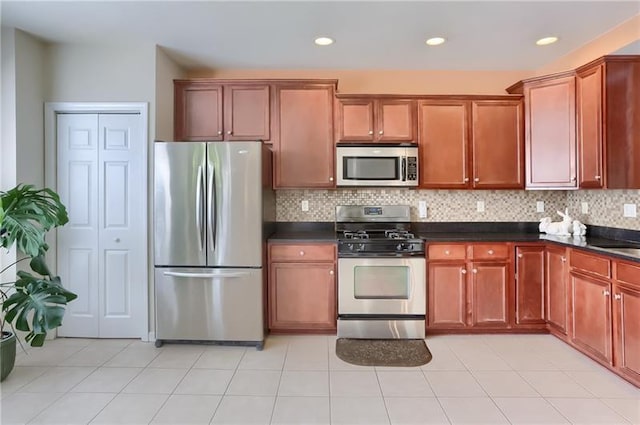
(581, 202), (589, 214)
(418, 200), (428, 218)
(301, 200), (309, 212)
(536, 201), (545, 213)
(623, 203), (637, 218)
(477, 201), (485, 213)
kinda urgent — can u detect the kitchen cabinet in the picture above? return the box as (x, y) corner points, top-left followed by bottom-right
(273, 81), (337, 188)
(546, 245), (569, 336)
(417, 97), (523, 189)
(336, 95), (416, 142)
(576, 56), (640, 188)
(613, 262), (640, 385)
(427, 243), (512, 329)
(174, 80), (270, 141)
(268, 242), (337, 332)
(514, 245), (546, 327)
(507, 72), (577, 189)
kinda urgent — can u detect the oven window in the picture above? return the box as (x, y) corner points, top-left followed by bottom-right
(343, 157), (399, 180)
(353, 266), (409, 299)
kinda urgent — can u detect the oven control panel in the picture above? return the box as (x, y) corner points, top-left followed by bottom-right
(338, 240), (425, 257)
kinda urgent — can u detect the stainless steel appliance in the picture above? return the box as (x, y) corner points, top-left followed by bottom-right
(336, 144), (419, 187)
(336, 205), (426, 339)
(153, 141), (274, 349)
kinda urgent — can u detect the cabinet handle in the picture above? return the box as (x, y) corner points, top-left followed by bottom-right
(561, 257), (567, 262)
(571, 176), (576, 182)
(474, 177), (480, 182)
(603, 290), (610, 296)
(595, 175), (601, 180)
(299, 251), (305, 256)
(461, 269), (467, 274)
(227, 130), (232, 135)
(217, 131), (222, 135)
(329, 177), (334, 182)
(472, 269), (478, 274)
(614, 294), (621, 300)
(464, 177), (469, 182)
(444, 250), (450, 255)
(517, 253), (523, 258)
(488, 249), (494, 255)
(368, 130), (374, 135)
(378, 130), (384, 135)
(329, 270), (334, 275)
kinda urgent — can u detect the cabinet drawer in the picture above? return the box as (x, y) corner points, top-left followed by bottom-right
(269, 243), (335, 262)
(469, 244), (509, 260)
(616, 261), (640, 287)
(428, 244), (466, 260)
(570, 250), (611, 278)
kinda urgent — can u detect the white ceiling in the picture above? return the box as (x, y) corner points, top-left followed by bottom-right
(2, 1), (639, 71)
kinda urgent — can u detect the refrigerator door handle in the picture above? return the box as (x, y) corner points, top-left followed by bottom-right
(195, 165), (204, 251)
(163, 271), (249, 279)
(208, 161), (216, 252)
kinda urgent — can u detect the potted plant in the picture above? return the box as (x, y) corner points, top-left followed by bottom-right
(0, 184), (77, 381)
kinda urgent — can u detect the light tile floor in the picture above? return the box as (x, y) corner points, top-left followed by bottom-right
(1, 334), (638, 425)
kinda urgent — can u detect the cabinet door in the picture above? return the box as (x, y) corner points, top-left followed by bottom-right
(546, 247), (568, 334)
(428, 262), (467, 328)
(377, 99), (415, 142)
(612, 283), (640, 385)
(274, 84), (335, 188)
(471, 100), (524, 189)
(469, 262), (510, 327)
(337, 99), (375, 141)
(418, 101), (470, 188)
(515, 246), (545, 326)
(525, 76), (577, 188)
(174, 83), (223, 141)
(224, 84), (271, 141)
(269, 262), (336, 331)
(577, 65), (604, 188)
(570, 272), (612, 364)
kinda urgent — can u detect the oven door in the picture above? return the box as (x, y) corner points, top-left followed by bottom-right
(338, 257), (426, 315)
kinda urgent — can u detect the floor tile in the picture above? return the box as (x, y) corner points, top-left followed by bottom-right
(150, 394), (221, 424)
(147, 346), (204, 368)
(423, 370), (486, 397)
(565, 370), (640, 398)
(226, 370), (281, 396)
(270, 396), (330, 425)
(420, 344), (467, 371)
(15, 345), (85, 367)
(121, 367), (188, 394)
(492, 397), (570, 424)
(85, 338), (135, 349)
(601, 398), (640, 424)
(439, 397), (510, 424)
(330, 370), (382, 397)
(60, 346), (123, 367)
(193, 346), (246, 369)
(237, 344), (287, 370)
(210, 395), (275, 425)
(174, 368), (234, 395)
(330, 396), (390, 425)
(89, 393), (168, 424)
(71, 366), (142, 392)
(19, 366), (96, 393)
(384, 397), (450, 425)
(283, 346), (329, 370)
(278, 370), (329, 396)
(519, 370), (594, 397)
(28, 392), (115, 424)
(472, 370), (539, 397)
(0, 366), (48, 395)
(546, 397), (630, 424)
(377, 371), (434, 397)
(104, 346), (162, 368)
(451, 345), (512, 371)
(0, 392), (63, 424)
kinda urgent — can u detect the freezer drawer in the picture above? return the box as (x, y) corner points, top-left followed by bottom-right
(155, 267), (263, 346)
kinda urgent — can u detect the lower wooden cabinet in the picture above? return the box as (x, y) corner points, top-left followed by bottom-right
(514, 246), (546, 326)
(546, 246), (569, 335)
(470, 262), (510, 327)
(428, 262), (467, 328)
(268, 242), (337, 332)
(612, 262), (640, 386)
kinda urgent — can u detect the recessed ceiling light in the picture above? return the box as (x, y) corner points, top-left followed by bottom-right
(314, 37), (334, 46)
(425, 37), (446, 46)
(536, 36), (558, 46)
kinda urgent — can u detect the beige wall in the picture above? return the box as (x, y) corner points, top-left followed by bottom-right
(155, 46), (186, 141)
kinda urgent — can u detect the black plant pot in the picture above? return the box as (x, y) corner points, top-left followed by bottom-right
(0, 331), (16, 381)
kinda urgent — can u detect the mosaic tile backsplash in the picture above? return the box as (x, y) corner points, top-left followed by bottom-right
(276, 189), (640, 231)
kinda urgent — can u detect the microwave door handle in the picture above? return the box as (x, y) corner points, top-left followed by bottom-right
(401, 157), (407, 181)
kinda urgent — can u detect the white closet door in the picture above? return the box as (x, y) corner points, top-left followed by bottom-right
(57, 112), (146, 338)
(97, 114), (145, 338)
(57, 114), (100, 337)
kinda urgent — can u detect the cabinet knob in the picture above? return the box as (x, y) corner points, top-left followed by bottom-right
(217, 131), (222, 135)
(378, 130), (384, 135)
(595, 175), (601, 180)
(517, 253), (523, 258)
(474, 177), (480, 182)
(299, 251), (305, 256)
(472, 269), (478, 274)
(488, 249), (494, 255)
(329, 177), (334, 182)
(614, 294), (621, 300)
(561, 257), (567, 262)
(461, 269), (467, 274)
(602, 290), (610, 297)
(329, 270), (334, 275)
(463, 177), (469, 182)
(444, 250), (450, 255)
(571, 176), (576, 182)
(227, 130), (232, 135)
(368, 130), (374, 135)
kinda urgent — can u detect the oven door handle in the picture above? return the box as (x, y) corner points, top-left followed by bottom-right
(401, 157), (407, 181)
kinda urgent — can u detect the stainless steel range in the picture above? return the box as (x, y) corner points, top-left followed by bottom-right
(336, 205), (426, 339)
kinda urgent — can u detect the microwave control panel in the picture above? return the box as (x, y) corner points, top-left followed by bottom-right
(407, 157), (418, 181)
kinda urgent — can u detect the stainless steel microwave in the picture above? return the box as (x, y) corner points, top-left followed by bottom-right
(336, 144), (419, 187)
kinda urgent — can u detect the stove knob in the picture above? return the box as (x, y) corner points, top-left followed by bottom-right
(357, 243), (366, 251)
(397, 243), (410, 251)
(347, 243), (354, 251)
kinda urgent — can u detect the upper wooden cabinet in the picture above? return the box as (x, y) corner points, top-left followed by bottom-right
(507, 72), (577, 189)
(174, 80), (270, 142)
(418, 97), (523, 189)
(336, 95), (416, 142)
(273, 81), (337, 188)
(576, 56), (640, 189)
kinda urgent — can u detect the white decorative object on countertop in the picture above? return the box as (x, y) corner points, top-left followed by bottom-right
(539, 209), (573, 236)
(572, 220), (587, 236)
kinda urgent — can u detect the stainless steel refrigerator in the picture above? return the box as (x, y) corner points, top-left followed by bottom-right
(153, 141), (274, 349)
